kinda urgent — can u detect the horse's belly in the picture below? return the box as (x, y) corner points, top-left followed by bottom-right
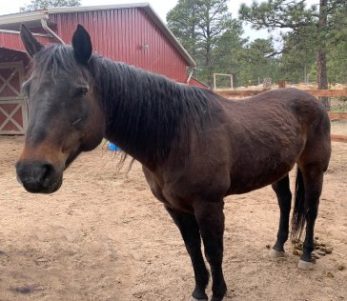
(228, 168), (292, 195)
(227, 153), (297, 195)
(226, 122), (306, 195)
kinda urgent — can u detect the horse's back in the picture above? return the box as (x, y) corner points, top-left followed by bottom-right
(223, 88), (326, 119)
(222, 88), (330, 144)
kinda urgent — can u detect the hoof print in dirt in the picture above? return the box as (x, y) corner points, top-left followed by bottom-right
(326, 271), (335, 278)
(10, 284), (42, 294)
(292, 249), (302, 257)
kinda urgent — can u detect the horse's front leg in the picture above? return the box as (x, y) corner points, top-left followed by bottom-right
(194, 200), (227, 301)
(166, 206), (209, 301)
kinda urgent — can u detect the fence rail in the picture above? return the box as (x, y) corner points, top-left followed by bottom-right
(215, 88), (347, 98)
(328, 112), (347, 121)
(330, 135), (347, 143)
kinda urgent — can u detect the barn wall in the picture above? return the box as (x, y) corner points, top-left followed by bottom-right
(0, 31), (54, 53)
(0, 58), (27, 134)
(50, 8), (188, 82)
(0, 32), (24, 53)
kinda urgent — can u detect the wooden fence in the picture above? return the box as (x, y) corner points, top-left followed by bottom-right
(215, 88), (347, 98)
(214, 88), (347, 143)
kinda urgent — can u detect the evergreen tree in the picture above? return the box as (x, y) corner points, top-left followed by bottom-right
(239, 0), (346, 109)
(212, 22), (246, 86)
(239, 38), (280, 86)
(167, 0), (199, 58)
(167, 0), (233, 85)
(326, 2), (347, 84)
(21, 0), (80, 12)
(279, 26), (317, 83)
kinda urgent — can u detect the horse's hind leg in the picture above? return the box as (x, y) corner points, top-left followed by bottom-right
(194, 200), (226, 301)
(270, 175), (292, 257)
(298, 166), (324, 269)
(166, 207), (209, 301)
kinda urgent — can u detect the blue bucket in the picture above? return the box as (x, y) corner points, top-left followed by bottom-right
(107, 142), (120, 151)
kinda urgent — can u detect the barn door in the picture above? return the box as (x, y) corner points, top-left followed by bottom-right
(0, 62), (27, 134)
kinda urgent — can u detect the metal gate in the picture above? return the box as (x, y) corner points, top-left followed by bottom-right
(0, 62), (27, 134)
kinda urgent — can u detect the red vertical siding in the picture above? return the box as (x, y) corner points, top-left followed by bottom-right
(0, 31), (54, 53)
(49, 8), (188, 82)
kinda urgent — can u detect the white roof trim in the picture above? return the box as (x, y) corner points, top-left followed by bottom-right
(0, 29), (50, 38)
(47, 3), (150, 14)
(0, 11), (48, 26)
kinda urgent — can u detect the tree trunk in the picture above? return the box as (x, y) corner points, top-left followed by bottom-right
(206, 43), (212, 86)
(317, 48), (329, 108)
(189, 0), (196, 58)
(317, 0), (330, 110)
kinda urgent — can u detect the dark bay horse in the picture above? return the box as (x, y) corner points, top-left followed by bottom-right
(16, 25), (331, 301)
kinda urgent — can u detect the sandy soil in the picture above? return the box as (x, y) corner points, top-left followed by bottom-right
(0, 136), (346, 301)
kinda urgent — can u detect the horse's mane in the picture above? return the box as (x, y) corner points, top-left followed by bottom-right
(32, 44), (221, 163)
(89, 56), (222, 163)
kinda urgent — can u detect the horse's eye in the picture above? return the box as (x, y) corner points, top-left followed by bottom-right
(73, 85), (89, 98)
(72, 117), (83, 126)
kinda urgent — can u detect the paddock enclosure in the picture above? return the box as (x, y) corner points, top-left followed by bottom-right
(0, 135), (346, 301)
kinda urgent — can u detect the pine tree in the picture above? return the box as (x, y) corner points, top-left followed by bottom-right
(239, 0), (347, 109)
(21, 0), (80, 12)
(167, 0), (233, 85)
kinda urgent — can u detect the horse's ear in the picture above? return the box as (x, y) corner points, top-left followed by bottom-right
(20, 24), (43, 57)
(72, 24), (92, 65)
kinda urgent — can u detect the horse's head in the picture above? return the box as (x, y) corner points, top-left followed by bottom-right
(16, 25), (104, 193)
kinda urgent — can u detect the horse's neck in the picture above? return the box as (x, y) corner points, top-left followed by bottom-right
(91, 58), (185, 165)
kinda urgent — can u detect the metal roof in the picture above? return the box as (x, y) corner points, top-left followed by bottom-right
(0, 3), (196, 67)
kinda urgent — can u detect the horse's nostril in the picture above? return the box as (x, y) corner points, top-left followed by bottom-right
(40, 163), (55, 187)
(16, 160), (58, 193)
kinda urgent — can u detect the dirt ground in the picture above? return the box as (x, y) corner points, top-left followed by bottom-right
(0, 136), (346, 301)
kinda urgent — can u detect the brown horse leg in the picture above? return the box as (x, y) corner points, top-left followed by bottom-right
(299, 167), (324, 269)
(270, 175), (292, 257)
(194, 201), (226, 301)
(166, 207), (209, 300)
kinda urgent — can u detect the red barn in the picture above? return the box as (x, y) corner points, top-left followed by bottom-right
(0, 3), (196, 134)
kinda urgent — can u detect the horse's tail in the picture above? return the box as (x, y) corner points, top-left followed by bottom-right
(291, 168), (306, 242)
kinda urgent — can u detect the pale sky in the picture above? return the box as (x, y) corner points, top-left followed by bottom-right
(0, 0), (320, 42)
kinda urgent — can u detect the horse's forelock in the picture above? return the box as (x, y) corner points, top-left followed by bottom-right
(32, 44), (85, 81)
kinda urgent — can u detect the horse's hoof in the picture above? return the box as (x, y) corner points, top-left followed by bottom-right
(269, 248), (285, 258)
(298, 259), (314, 270)
(190, 297), (208, 301)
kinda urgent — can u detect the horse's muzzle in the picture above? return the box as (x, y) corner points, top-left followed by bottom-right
(16, 160), (63, 193)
